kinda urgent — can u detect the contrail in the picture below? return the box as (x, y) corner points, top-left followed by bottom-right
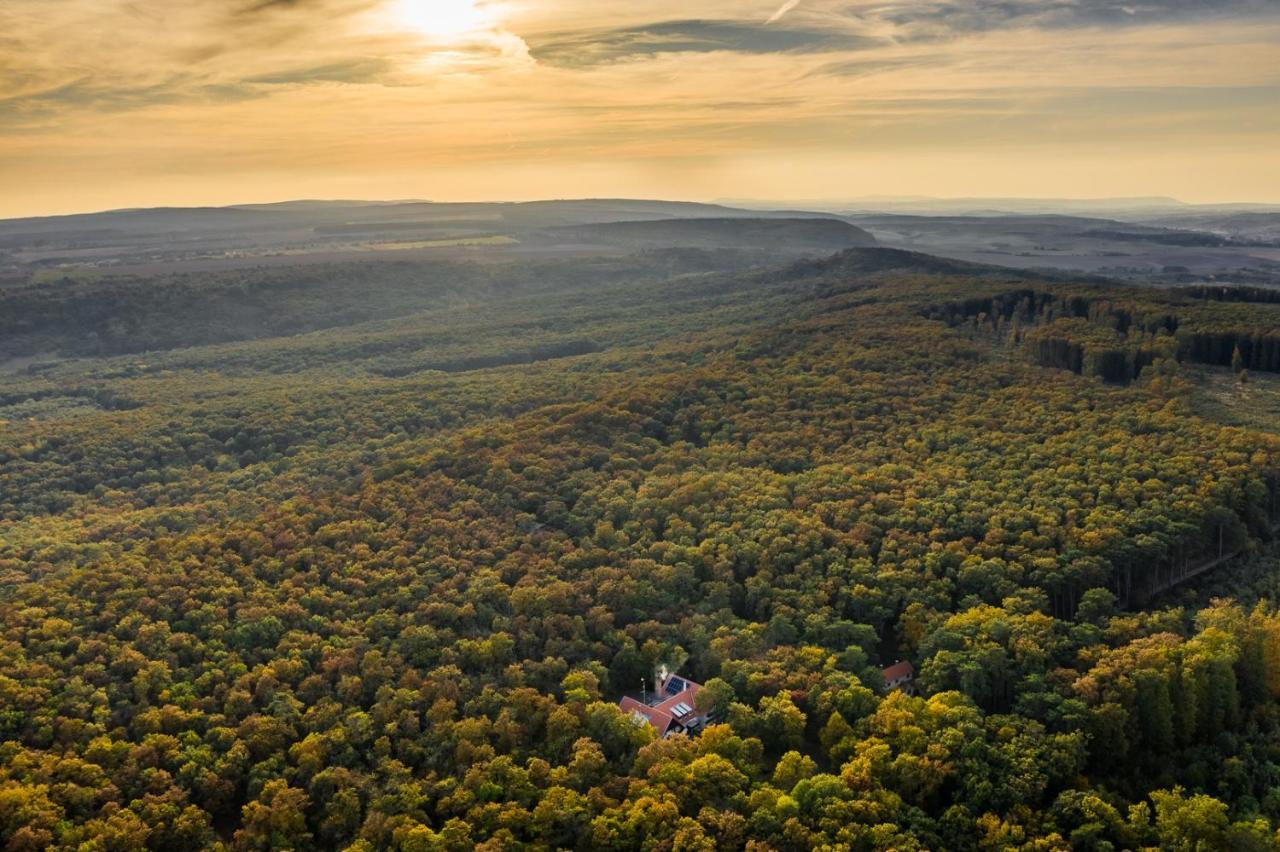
(766, 0), (801, 24)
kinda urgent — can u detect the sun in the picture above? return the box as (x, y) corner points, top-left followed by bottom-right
(395, 0), (489, 40)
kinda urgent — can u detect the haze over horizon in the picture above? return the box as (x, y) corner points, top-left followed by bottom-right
(3, 0), (1279, 219)
(10, 192), (1280, 225)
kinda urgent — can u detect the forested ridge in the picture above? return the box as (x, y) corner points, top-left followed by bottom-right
(2, 249), (1280, 850)
(0, 249), (764, 359)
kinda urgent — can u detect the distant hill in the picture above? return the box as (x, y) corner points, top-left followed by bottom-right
(1133, 211), (1280, 245)
(542, 217), (876, 252)
(0, 198), (838, 240)
(0, 250), (768, 360)
(784, 246), (998, 277)
(840, 212), (1280, 282)
(0, 199), (852, 270)
(5, 198), (1272, 288)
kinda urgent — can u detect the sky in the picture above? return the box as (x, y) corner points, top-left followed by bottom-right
(1, 0), (1278, 217)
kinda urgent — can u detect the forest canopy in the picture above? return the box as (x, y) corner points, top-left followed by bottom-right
(1, 247), (1279, 850)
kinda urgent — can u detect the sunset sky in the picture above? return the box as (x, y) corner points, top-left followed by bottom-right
(2, 0), (1278, 217)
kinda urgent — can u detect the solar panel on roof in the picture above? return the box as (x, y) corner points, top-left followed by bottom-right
(671, 702), (693, 716)
(665, 676), (686, 695)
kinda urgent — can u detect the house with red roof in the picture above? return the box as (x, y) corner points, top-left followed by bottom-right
(882, 661), (916, 695)
(618, 672), (708, 738)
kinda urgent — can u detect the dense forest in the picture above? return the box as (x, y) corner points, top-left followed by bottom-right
(2, 247), (1280, 849)
(0, 250), (770, 359)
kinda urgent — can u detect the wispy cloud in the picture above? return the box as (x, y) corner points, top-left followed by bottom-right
(245, 57), (392, 85)
(233, 0), (379, 18)
(809, 55), (944, 80)
(766, 0), (802, 25)
(862, 0), (1278, 35)
(530, 18), (877, 67)
(0, 76), (261, 122)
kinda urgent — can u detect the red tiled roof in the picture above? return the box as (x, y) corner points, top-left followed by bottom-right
(882, 661), (914, 682)
(653, 687), (701, 721)
(618, 696), (675, 737)
(617, 673), (707, 737)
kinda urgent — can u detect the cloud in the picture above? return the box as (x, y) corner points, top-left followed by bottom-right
(520, 1), (1278, 72)
(530, 18), (879, 67)
(860, 0), (1279, 35)
(0, 76), (261, 122)
(766, 1), (802, 25)
(239, 0), (304, 12)
(233, 0), (378, 17)
(246, 58), (393, 85)
(810, 55), (944, 79)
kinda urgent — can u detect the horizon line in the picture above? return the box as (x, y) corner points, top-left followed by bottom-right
(7, 193), (1280, 223)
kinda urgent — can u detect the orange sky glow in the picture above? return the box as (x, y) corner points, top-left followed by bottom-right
(1, 0), (1278, 217)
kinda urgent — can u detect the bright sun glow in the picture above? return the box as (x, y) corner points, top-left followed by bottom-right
(396, 0), (489, 40)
